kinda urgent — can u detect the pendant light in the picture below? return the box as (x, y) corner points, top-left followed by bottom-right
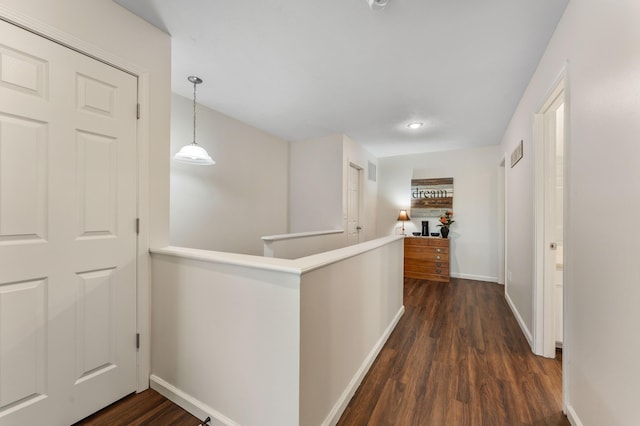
(174, 76), (215, 165)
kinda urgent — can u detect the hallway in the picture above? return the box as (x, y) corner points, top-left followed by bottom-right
(338, 278), (568, 425)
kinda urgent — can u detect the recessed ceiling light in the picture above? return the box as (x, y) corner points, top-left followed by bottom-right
(407, 122), (424, 129)
(367, 0), (389, 10)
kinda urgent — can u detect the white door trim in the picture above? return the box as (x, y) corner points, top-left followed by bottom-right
(0, 7), (151, 392)
(498, 154), (507, 286)
(533, 69), (568, 359)
(347, 161), (363, 245)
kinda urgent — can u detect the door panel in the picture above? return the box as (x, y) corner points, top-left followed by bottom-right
(74, 267), (117, 382)
(76, 131), (117, 237)
(347, 165), (361, 245)
(0, 44), (48, 98)
(0, 279), (47, 409)
(0, 114), (48, 242)
(0, 19), (137, 425)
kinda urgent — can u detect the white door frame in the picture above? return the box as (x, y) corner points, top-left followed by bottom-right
(533, 70), (568, 360)
(0, 9), (151, 392)
(347, 162), (363, 245)
(498, 155), (507, 286)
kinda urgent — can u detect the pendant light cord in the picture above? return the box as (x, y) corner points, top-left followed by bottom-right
(192, 79), (197, 145)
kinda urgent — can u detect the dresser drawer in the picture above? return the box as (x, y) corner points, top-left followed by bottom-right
(404, 236), (448, 246)
(426, 238), (449, 247)
(404, 245), (449, 259)
(404, 265), (449, 276)
(404, 258), (448, 270)
(403, 270), (450, 282)
(404, 237), (427, 246)
(403, 237), (450, 282)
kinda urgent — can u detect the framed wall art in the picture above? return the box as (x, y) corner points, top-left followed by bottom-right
(410, 177), (453, 217)
(511, 139), (523, 168)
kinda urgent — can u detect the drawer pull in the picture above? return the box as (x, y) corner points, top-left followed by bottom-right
(436, 248), (441, 253)
(436, 255), (441, 260)
(435, 269), (442, 274)
(436, 262), (442, 267)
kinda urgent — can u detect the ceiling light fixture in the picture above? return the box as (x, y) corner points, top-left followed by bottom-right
(367, 0), (389, 11)
(407, 122), (424, 130)
(174, 76), (215, 165)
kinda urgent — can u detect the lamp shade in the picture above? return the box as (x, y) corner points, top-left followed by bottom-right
(174, 143), (215, 165)
(397, 210), (410, 221)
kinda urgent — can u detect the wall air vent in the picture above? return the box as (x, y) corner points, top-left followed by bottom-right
(368, 161), (377, 182)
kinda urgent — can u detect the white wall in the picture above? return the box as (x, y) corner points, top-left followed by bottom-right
(289, 134), (379, 241)
(500, 0), (640, 424)
(170, 93), (289, 255)
(289, 135), (344, 232)
(377, 146), (500, 282)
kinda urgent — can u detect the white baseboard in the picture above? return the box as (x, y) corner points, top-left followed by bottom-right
(565, 404), (584, 426)
(451, 272), (498, 283)
(150, 375), (239, 426)
(321, 305), (405, 426)
(504, 290), (533, 348)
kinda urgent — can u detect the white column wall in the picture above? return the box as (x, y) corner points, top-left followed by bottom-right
(289, 134), (379, 241)
(289, 135), (344, 232)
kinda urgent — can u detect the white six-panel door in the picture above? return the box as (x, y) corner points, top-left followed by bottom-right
(0, 20), (138, 425)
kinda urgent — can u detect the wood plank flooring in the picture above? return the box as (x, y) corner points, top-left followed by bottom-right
(337, 278), (568, 426)
(72, 388), (201, 426)
(73, 278), (567, 425)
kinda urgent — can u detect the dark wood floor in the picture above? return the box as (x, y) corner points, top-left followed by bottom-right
(72, 388), (201, 426)
(337, 278), (568, 426)
(74, 278), (567, 425)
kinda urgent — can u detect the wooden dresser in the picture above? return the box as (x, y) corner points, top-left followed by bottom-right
(403, 237), (450, 282)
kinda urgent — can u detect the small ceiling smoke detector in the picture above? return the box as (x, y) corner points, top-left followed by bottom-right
(367, 0), (389, 11)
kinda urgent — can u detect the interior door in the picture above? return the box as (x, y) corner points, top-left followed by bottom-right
(537, 81), (565, 357)
(347, 164), (361, 245)
(0, 20), (138, 425)
(545, 99), (565, 347)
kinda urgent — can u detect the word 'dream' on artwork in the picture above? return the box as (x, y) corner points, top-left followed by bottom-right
(410, 177), (453, 217)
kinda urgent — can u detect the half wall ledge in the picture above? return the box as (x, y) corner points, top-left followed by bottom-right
(149, 235), (404, 425)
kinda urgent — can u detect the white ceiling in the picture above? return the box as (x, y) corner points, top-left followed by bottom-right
(114, 0), (568, 157)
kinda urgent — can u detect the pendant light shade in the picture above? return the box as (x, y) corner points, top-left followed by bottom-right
(174, 76), (215, 165)
(174, 143), (214, 165)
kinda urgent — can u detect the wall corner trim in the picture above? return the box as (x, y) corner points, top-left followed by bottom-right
(505, 290), (533, 348)
(565, 404), (584, 426)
